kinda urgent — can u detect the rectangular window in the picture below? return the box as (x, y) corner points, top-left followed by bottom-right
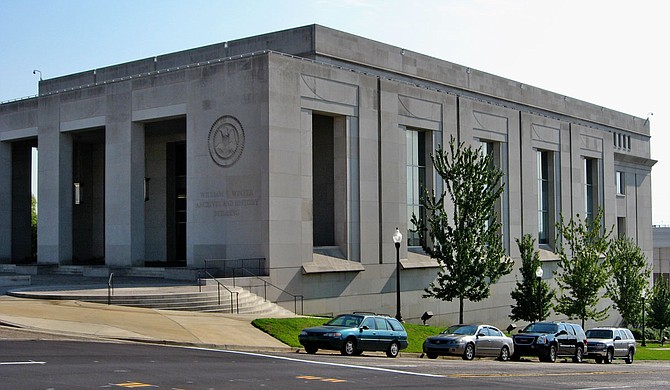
(407, 130), (426, 247)
(584, 158), (598, 222)
(616, 171), (625, 195)
(617, 217), (626, 238)
(537, 150), (550, 244)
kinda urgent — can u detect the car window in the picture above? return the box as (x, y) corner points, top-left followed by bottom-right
(326, 315), (363, 327)
(586, 329), (613, 339)
(361, 317), (375, 330)
(613, 329), (622, 339)
(387, 318), (405, 332)
(558, 324), (567, 333)
(623, 329), (634, 340)
(489, 327), (503, 337)
(523, 323), (559, 333)
(444, 325), (478, 335)
(375, 318), (389, 331)
(566, 325), (576, 336)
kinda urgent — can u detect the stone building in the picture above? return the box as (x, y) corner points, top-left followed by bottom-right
(0, 25), (655, 327)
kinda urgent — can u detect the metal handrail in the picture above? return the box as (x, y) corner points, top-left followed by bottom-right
(197, 270), (239, 314)
(232, 267), (304, 315)
(107, 273), (114, 305)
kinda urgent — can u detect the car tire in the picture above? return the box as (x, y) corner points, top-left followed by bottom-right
(572, 346), (584, 363)
(542, 345), (557, 363)
(604, 348), (613, 364)
(625, 349), (634, 364)
(462, 343), (475, 360)
(426, 352), (438, 359)
(386, 341), (400, 358)
(304, 345), (318, 354)
(499, 345), (510, 361)
(594, 357), (603, 364)
(340, 338), (357, 356)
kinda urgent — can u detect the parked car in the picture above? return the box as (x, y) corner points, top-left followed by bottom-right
(298, 313), (408, 357)
(511, 322), (587, 363)
(422, 324), (514, 361)
(585, 327), (636, 364)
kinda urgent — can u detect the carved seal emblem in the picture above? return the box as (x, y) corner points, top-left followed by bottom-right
(208, 115), (245, 167)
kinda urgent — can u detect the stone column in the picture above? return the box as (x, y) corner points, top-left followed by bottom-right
(0, 141), (10, 262)
(105, 86), (145, 266)
(37, 95), (73, 264)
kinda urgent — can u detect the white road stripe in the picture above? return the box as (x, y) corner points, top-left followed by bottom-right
(0, 360), (46, 365)
(187, 347), (446, 378)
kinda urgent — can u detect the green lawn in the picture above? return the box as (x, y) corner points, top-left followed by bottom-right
(252, 317), (670, 359)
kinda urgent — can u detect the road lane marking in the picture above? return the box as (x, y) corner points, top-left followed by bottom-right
(297, 375), (347, 383)
(113, 382), (158, 388)
(0, 360), (46, 365)
(187, 347), (445, 378)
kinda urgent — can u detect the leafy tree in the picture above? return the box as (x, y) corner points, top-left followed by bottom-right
(606, 236), (651, 327)
(647, 279), (670, 339)
(510, 234), (555, 322)
(554, 209), (612, 328)
(411, 136), (512, 324)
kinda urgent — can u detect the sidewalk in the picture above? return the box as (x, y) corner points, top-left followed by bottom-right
(0, 274), (294, 352)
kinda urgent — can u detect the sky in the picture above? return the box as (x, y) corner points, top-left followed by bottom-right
(1, 0), (667, 224)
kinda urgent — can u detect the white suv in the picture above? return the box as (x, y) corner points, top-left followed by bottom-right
(585, 327), (636, 364)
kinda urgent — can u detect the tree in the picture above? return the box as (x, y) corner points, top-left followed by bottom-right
(606, 236), (651, 327)
(647, 279), (670, 339)
(554, 209), (612, 328)
(411, 136), (512, 324)
(510, 234), (555, 322)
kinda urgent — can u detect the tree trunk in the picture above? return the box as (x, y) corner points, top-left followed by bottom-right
(459, 296), (464, 324)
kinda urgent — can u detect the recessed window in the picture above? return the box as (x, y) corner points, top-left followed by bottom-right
(406, 129), (426, 247)
(616, 171), (625, 196)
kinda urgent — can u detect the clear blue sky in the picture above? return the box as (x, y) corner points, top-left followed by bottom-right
(1, 0), (667, 223)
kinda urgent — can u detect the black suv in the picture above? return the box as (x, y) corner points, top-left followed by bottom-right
(511, 322), (587, 363)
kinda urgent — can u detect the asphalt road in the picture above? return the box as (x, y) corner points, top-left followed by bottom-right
(1, 327), (669, 389)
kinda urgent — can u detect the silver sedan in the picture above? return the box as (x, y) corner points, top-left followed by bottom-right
(423, 324), (514, 361)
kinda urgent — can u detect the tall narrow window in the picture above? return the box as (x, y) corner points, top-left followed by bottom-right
(406, 130), (426, 247)
(584, 158), (598, 222)
(616, 171), (625, 196)
(537, 150), (550, 244)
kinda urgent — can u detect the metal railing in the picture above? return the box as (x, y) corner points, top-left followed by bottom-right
(107, 273), (114, 305)
(231, 267), (303, 315)
(197, 270), (239, 314)
(204, 258), (267, 278)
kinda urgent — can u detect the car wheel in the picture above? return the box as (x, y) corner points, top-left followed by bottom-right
(604, 348), (613, 364)
(542, 345), (557, 363)
(499, 345), (510, 361)
(625, 349), (634, 364)
(594, 357), (603, 364)
(462, 343), (475, 360)
(340, 338), (357, 356)
(572, 346), (584, 363)
(304, 345), (318, 354)
(386, 341), (400, 358)
(426, 352), (438, 359)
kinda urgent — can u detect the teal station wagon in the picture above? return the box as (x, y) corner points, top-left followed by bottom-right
(298, 313), (408, 357)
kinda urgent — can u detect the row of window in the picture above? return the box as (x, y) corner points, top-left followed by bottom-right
(405, 129), (627, 247)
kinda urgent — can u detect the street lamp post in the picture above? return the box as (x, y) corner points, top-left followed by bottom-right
(535, 265), (544, 323)
(393, 227), (403, 322)
(642, 290), (647, 347)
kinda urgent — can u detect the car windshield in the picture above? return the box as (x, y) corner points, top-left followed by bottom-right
(586, 329), (613, 339)
(522, 323), (559, 334)
(325, 315), (363, 327)
(443, 325), (478, 335)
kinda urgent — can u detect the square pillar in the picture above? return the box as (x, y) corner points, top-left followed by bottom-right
(0, 141), (10, 262)
(105, 94), (145, 266)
